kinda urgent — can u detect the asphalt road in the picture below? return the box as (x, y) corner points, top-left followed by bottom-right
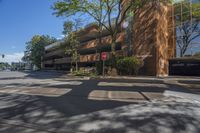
(0, 71), (199, 133)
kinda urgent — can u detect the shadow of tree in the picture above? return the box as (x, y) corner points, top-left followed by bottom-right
(0, 77), (199, 132)
(24, 71), (68, 79)
(0, 92), (199, 133)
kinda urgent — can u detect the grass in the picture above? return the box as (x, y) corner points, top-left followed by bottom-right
(72, 70), (97, 77)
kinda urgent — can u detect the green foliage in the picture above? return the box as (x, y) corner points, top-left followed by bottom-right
(65, 32), (80, 63)
(194, 52), (200, 57)
(63, 19), (83, 36)
(0, 62), (10, 70)
(192, 3), (200, 20)
(72, 69), (97, 77)
(63, 20), (82, 72)
(175, 1), (200, 23)
(116, 56), (142, 75)
(24, 35), (57, 69)
(63, 21), (73, 36)
(53, 0), (139, 67)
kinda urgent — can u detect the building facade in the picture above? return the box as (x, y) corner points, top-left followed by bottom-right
(42, 24), (126, 71)
(42, 1), (177, 76)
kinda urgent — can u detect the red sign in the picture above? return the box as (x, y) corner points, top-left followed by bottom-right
(101, 52), (107, 61)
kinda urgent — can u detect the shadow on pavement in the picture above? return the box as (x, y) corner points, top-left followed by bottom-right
(0, 92), (199, 133)
(24, 71), (68, 79)
(0, 71), (199, 132)
(0, 78), (200, 132)
(0, 71), (67, 80)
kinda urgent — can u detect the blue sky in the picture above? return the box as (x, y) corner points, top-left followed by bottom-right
(0, 0), (199, 63)
(0, 0), (65, 63)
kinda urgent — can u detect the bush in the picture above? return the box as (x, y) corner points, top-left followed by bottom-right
(72, 69), (97, 77)
(116, 56), (142, 75)
(194, 52), (200, 57)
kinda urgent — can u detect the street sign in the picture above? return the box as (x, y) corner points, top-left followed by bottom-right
(101, 52), (107, 61)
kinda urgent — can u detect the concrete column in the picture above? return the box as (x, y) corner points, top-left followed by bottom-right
(133, 1), (176, 76)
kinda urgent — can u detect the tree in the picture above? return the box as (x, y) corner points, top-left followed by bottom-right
(175, 1), (200, 57)
(53, 0), (141, 67)
(194, 51), (200, 57)
(23, 35), (57, 69)
(177, 22), (200, 57)
(63, 21), (73, 37)
(62, 20), (82, 72)
(55, 0), (107, 59)
(65, 32), (80, 72)
(63, 18), (83, 35)
(0, 62), (10, 70)
(53, 0), (173, 53)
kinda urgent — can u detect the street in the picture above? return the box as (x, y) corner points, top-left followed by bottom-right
(0, 71), (199, 133)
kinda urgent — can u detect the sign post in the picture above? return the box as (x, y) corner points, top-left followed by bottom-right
(101, 52), (107, 77)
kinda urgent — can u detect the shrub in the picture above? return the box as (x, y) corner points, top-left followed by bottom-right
(194, 52), (200, 57)
(116, 56), (142, 75)
(72, 69), (97, 77)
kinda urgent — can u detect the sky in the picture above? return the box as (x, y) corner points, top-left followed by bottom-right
(0, 0), (199, 63)
(0, 0), (65, 63)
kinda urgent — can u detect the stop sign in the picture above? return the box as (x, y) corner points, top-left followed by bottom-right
(101, 52), (107, 61)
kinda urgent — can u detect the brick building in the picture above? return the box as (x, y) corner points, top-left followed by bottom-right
(42, 1), (176, 76)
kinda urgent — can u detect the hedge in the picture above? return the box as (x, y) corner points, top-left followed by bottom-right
(116, 56), (142, 75)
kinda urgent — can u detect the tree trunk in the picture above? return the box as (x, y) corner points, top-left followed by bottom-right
(111, 34), (117, 53)
(128, 19), (134, 56)
(75, 50), (78, 72)
(98, 26), (102, 47)
(75, 61), (78, 72)
(111, 42), (116, 66)
(110, 37), (118, 76)
(180, 49), (184, 57)
(70, 61), (73, 72)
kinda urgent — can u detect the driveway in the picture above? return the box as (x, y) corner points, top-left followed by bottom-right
(0, 71), (199, 133)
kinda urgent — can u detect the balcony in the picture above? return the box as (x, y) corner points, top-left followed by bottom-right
(80, 32), (125, 50)
(54, 57), (71, 64)
(44, 49), (65, 58)
(79, 50), (127, 63)
(113, 50), (128, 56)
(43, 60), (54, 65)
(43, 50), (127, 65)
(80, 54), (99, 63)
(45, 40), (64, 51)
(77, 24), (99, 42)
